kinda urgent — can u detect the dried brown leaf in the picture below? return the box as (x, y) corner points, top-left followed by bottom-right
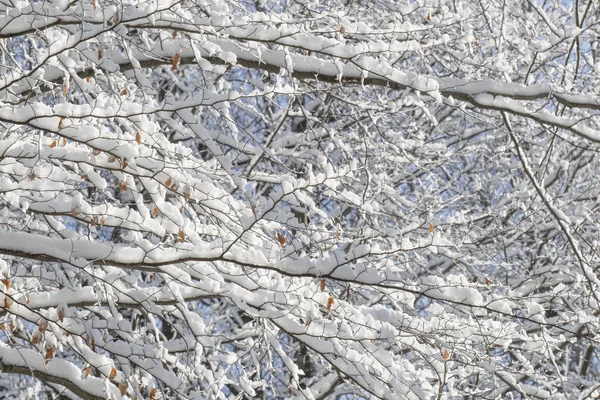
(135, 131), (142, 144)
(109, 367), (117, 380)
(38, 318), (48, 333)
(171, 53), (181, 70)
(319, 279), (326, 292)
(119, 380), (128, 396)
(44, 344), (56, 364)
(443, 349), (450, 360)
(277, 232), (286, 246)
(31, 331), (42, 344)
(326, 296), (334, 312)
(4, 297), (13, 309)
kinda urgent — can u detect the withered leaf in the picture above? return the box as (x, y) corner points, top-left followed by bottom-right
(1, 279), (11, 290)
(4, 297), (13, 309)
(326, 296), (334, 312)
(31, 331), (42, 344)
(38, 318), (48, 333)
(44, 344), (56, 364)
(119, 380), (128, 396)
(277, 232), (286, 246)
(443, 349), (450, 360)
(171, 53), (181, 70)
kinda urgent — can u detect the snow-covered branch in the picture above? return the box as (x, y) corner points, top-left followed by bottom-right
(1, 0), (600, 398)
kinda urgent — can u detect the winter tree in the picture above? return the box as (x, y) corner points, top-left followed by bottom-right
(1, 0), (600, 398)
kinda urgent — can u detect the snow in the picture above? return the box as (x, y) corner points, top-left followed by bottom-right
(0, 347), (121, 398)
(0, 2), (597, 399)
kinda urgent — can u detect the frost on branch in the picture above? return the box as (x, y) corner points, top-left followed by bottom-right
(0, 0), (600, 399)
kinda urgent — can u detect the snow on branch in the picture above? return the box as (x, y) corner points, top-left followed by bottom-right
(0, 0), (599, 398)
